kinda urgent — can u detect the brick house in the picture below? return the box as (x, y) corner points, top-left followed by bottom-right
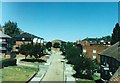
(15, 32), (44, 52)
(77, 40), (109, 62)
(99, 42), (120, 82)
(82, 37), (111, 46)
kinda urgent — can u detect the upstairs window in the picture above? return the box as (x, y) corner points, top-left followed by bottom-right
(93, 55), (96, 59)
(93, 50), (96, 53)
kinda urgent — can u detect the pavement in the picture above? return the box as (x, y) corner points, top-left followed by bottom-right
(41, 52), (65, 82)
(29, 55), (53, 83)
(29, 51), (64, 83)
(29, 50), (75, 83)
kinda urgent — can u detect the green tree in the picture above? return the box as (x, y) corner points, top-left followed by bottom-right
(46, 42), (52, 51)
(32, 43), (43, 59)
(64, 42), (96, 79)
(65, 46), (81, 64)
(111, 23), (120, 45)
(100, 35), (111, 41)
(53, 42), (60, 48)
(3, 20), (20, 44)
(65, 44), (82, 77)
(19, 44), (29, 59)
(19, 43), (44, 59)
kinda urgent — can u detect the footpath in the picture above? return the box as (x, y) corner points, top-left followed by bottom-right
(29, 50), (64, 83)
(41, 51), (65, 82)
(29, 50), (75, 83)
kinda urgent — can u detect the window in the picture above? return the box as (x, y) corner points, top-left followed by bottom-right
(0, 39), (6, 42)
(22, 38), (25, 40)
(93, 50), (96, 53)
(108, 42), (111, 44)
(33, 38), (37, 43)
(83, 49), (86, 53)
(93, 55), (96, 59)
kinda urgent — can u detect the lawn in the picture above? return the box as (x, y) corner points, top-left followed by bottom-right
(1, 66), (38, 82)
(92, 74), (100, 80)
(76, 78), (95, 83)
(76, 74), (100, 83)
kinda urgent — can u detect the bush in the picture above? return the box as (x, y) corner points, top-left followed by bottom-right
(53, 42), (60, 48)
(0, 61), (3, 69)
(2, 58), (17, 68)
(21, 59), (46, 63)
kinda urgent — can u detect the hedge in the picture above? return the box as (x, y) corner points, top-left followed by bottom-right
(0, 58), (17, 69)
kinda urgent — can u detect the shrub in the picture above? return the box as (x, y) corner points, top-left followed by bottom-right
(2, 58), (17, 68)
(53, 42), (60, 48)
(21, 59), (46, 63)
(0, 61), (3, 69)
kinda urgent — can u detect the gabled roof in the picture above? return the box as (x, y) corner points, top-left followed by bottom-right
(99, 42), (120, 62)
(0, 31), (11, 38)
(82, 37), (100, 43)
(82, 37), (98, 41)
(16, 32), (43, 39)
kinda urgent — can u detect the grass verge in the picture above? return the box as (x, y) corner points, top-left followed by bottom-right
(1, 66), (37, 82)
(76, 78), (95, 83)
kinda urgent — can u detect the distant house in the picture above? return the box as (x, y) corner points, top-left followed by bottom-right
(0, 29), (12, 57)
(82, 37), (111, 46)
(51, 39), (66, 47)
(99, 42), (120, 82)
(82, 38), (99, 44)
(15, 32), (44, 52)
(51, 39), (66, 51)
(77, 40), (109, 62)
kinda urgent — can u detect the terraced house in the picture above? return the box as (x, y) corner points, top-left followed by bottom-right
(99, 42), (120, 82)
(0, 28), (12, 57)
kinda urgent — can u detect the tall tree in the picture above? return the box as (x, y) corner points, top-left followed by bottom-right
(46, 42), (52, 51)
(3, 20), (20, 44)
(53, 42), (60, 48)
(111, 23), (120, 45)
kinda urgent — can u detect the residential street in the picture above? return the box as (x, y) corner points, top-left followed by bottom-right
(41, 51), (65, 82)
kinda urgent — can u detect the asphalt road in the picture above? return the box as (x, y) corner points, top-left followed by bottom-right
(41, 52), (65, 82)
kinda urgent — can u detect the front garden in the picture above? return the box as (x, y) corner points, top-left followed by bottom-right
(0, 42), (51, 82)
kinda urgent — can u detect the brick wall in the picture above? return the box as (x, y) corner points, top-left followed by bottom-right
(83, 45), (108, 62)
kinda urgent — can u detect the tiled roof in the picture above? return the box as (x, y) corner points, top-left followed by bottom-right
(82, 38), (98, 41)
(99, 42), (120, 62)
(16, 32), (43, 39)
(109, 67), (120, 82)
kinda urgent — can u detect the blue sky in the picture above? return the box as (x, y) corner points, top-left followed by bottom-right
(2, 2), (118, 42)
